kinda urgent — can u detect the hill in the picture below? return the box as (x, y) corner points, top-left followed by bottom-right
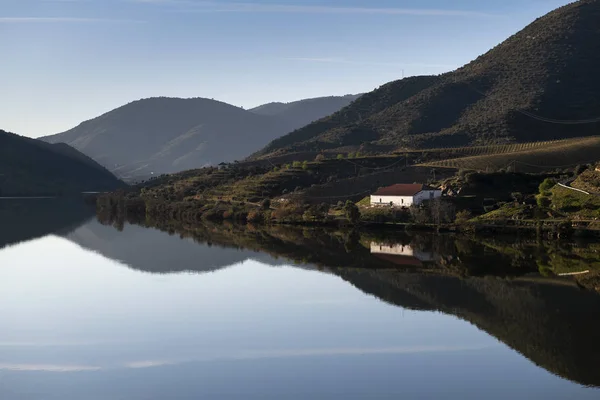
(250, 94), (361, 127)
(41, 95), (359, 180)
(420, 136), (600, 172)
(254, 0), (600, 159)
(0, 129), (124, 196)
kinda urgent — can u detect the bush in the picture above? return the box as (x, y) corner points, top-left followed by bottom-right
(343, 200), (361, 225)
(455, 210), (473, 224)
(303, 205), (327, 222)
(271, 203), (305, 223)
(537, 195), (551, 208)
(247, 210), (264, 224)
(539, 178), (557, 196)
(261, 199), (271, 210)
(337, 154), (345, 160)
(315, 154), (326, 162)
(574, 164), (589, 175)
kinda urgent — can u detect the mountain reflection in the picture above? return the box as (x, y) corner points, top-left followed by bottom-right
(88, 213), (600, 388)
(0, 198), (94, 250)
(1, 203), (599, 388)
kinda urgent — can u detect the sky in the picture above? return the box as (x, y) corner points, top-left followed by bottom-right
(0, 0), (572, 138)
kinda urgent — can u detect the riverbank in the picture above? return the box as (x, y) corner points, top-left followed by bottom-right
(95, 191), (600, 242)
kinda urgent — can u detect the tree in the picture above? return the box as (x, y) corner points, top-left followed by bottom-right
(303, 205), (327, 222)
(302, 161), (308, 170)
(337, 154), (345, 160)
(343, 200), (361, 225)
(315, 154), (326, 162)
(511, 192), (523, 203)
(575, 164), (589, 175)
(430, 199), (455, 225)
(455, 210), (473, 224)
(537, 195), (551, 208)
(261, 198), (271, 210)
(410, 199), (454, 225)
(539, 178), (557, 196)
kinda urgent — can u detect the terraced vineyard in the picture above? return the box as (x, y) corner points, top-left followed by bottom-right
(419, 137), (600, 172)
(400, 139), (569, 158)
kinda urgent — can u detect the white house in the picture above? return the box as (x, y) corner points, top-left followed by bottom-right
(370, 184), (442, 207)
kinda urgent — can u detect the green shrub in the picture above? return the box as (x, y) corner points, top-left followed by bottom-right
(455, 210), (473, 224)
(343, 200), (361, 225)
(539, 178), (557, 196)
(537, 195), (551, 208)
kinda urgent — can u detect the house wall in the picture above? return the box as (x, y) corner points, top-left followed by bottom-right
(370, 190), (442, 207)
(413, 190), (442, 205)
(370, 195), (414, 207)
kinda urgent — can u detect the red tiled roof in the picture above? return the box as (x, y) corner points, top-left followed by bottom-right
(372, 184), (436, 197)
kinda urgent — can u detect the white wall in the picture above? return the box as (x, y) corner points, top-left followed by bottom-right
(370, 195), (414, 207)
(370, 190), (442, 207)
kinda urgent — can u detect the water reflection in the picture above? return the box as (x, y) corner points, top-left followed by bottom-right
(89, 214), (600, 388)
(0, 198), (94, 249)
(0, 202), (599, 399)
(370, 242), (436, 266)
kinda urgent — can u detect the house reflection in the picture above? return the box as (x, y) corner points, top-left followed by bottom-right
(370, 242), (435, 267)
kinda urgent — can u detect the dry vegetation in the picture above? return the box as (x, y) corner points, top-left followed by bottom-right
(420, 137), (600, 172)
(254, 0), (600, 158)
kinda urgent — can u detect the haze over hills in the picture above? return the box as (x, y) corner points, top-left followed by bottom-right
(254, 0), (600, 159)
(41, 94), (359, 179)
(0, 129), (123, 196)
(250, 94), (362, 128)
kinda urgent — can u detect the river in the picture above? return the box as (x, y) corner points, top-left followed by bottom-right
(0, 200), (599, 399)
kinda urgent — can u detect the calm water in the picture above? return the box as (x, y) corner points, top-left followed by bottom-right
(0, 200), (599, 399)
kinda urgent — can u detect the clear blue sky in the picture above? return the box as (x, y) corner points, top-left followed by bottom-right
(0, 0), (570, 137)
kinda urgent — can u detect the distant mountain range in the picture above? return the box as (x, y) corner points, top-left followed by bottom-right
(0, 129), (123, 196)
(41, 95), (360, 179)
(254, 0), (600, 159)
(250, 94), (361, 127)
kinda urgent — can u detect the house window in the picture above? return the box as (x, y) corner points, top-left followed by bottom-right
(380, 198), (382, 203)
(430, 191), (434, 199)
(401, 199), (404, 204)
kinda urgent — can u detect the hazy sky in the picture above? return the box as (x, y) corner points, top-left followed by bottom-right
(1, 0), (570, 137)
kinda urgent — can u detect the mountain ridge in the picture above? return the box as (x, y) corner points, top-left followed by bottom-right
(41, 94), (360, 179)
(0, 129), (124, 195)
(254, 0), (600, 159)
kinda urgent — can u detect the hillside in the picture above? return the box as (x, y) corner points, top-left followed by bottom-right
(0, 129), (123, 196)
(250, 94), (361, 127)
(420, 136), (600, 172)
(254, 0), (600, 159)
(42, 95), (358, 180)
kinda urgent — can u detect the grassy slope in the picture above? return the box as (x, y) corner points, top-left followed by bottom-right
(255, 0), (600, 158)
(420, 137), (600, 172)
